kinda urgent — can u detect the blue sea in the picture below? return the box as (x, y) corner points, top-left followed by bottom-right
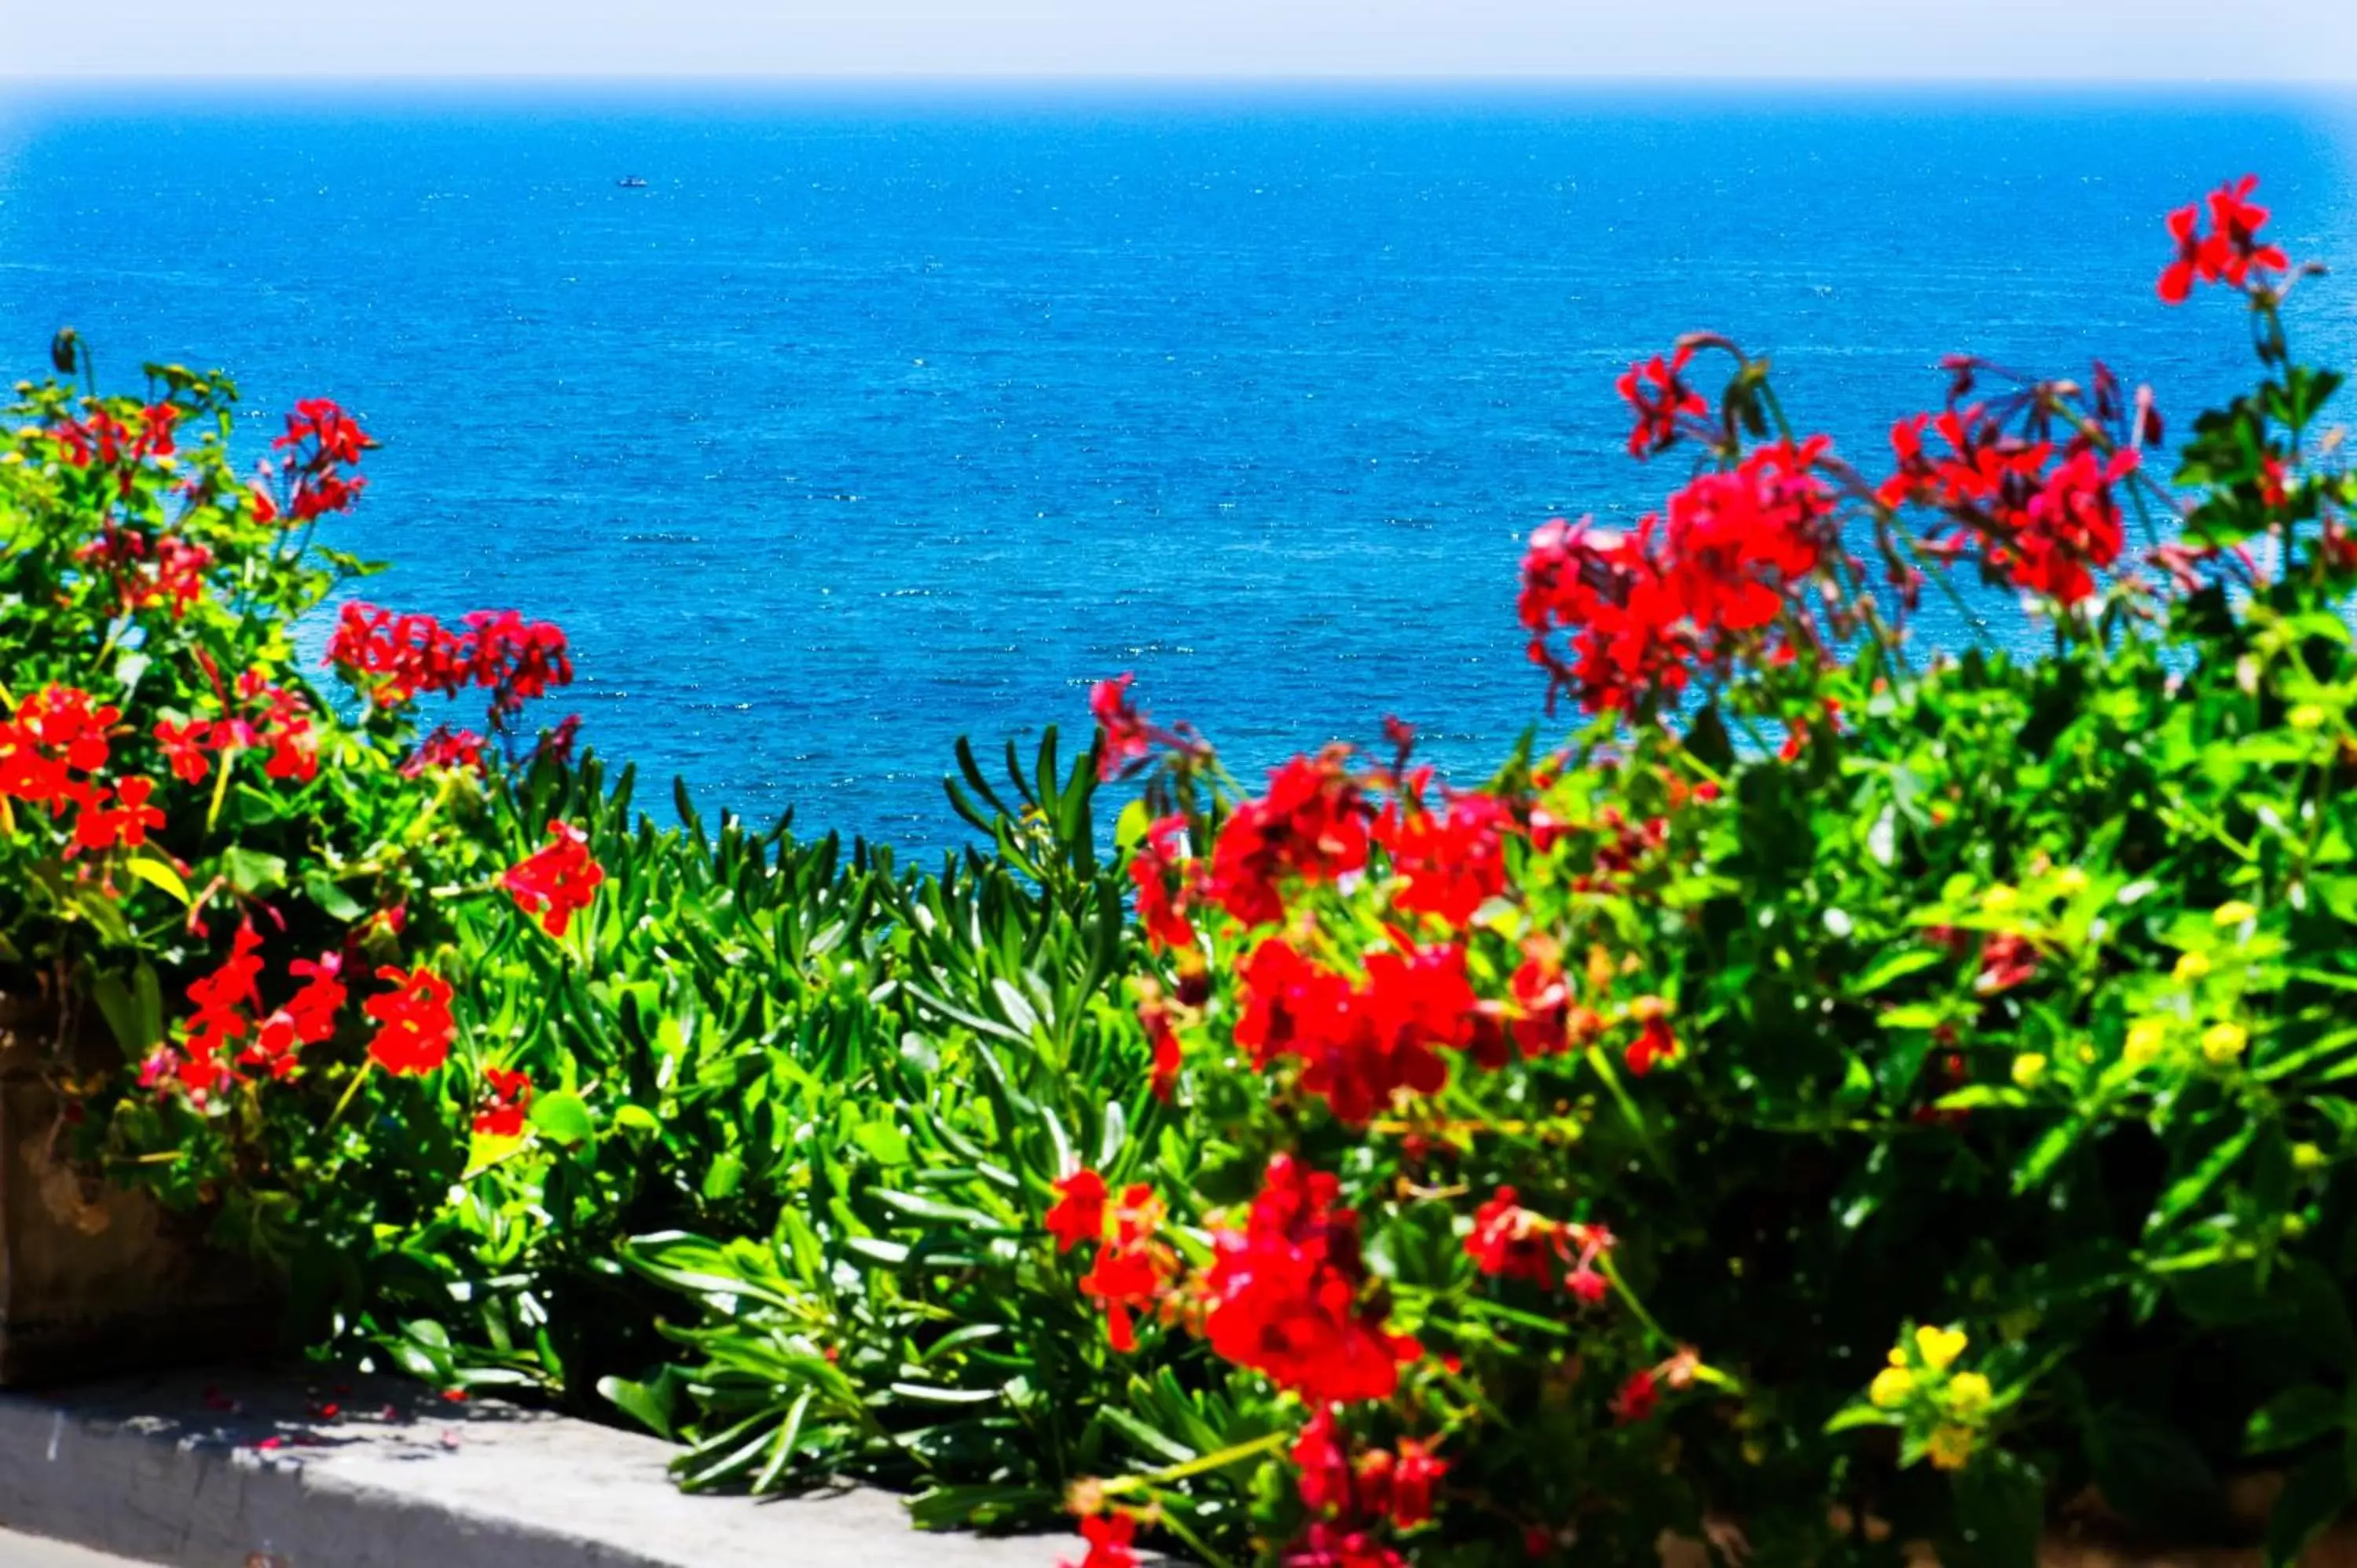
(2, 86), (2354, 847)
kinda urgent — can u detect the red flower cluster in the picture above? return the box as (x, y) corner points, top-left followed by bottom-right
(1611, 1348), (1701, 1427)
(1519, 440), (1838, 714)
(154, 669), (321, 786)
(363, 966), (456, 1076)
(1063, 1512), (1139, 1568)
(465, 610), (575, 713)
(146, 928), (346, 1100)
(65, 776), (167, 855)
(271, 397), (375, 521)
(533, 713), (584, 768)
(1128, 814), (1199, 951)
(1047, 1168), (1175, 1351)
(401, 727), (488, 778)
(326, 603), (574, 719)
(1974, 932), (2039, 994)
(1491, 940), (1603, 1062)
(1090, 674), (1155, 780)
(49, 403), (178, 492)
(1281, 1522), (1409, 1568)
(1293, 1405), (1449, 1537)
(1201, 1155), (1420, 1403)
(2159, 175), (2289, 305)
(1045, 1167), (1109, 1252)
(1135, 978), (1185, 1104)
(1236, 939), (1475, 1125)
(76, 527), (214, 620)
(1616, 344), (1707, 458)
(1879, 407), (2139, 604)
(1373, 782), (1516, 925)
(1, 684), (117, 803)
(501, 819), (604, 938)
(0, 685), (163, 855)
(474, 1068), (533, 1138)
(1088, 672), (1203, 782)
(324, 605), (470, 705)
(1464, 1187), (1613, 1303)
(1208, 750), (1372, 928)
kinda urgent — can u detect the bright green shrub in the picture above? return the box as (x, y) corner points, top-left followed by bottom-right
(1013, 176), (2357, 1568)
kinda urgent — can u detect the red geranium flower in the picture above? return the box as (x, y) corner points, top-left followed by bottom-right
(1616, 344), (1707, 458)
(474, 1067), (533, 1138)
(1128, 814), (1199, 951)
(1138, 983), (1185, 1104)
(1090, 673), (1155, 780)
(1062, 1512), (1139, 1568)
(1388, 1437), (1447, 1530)
(1207, 749), (1371, 927)
(501, 819), (605, 938)
(2159, 175), (2287, 303)
(364, 966), (456, 1076)
(1202, 1156), (1421, 1403)
(1466, 1186), (1561, 1288)
(1375, 782), (1517, 926)
(1281, 1522), (1408, 1568)
(402, 727), (487, 778)
(1611, 1368), (1659, 1424)
(1233, 939), (1472, 1125)
(1076, 1184), (1175, 1351)
(1626, 998), (1680, 1077)
(1045, 1168), (1109, 1253)
(1976, 932), (2040, 994)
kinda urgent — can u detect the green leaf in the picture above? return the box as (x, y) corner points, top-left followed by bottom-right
(598, 1375), (678, 1441)
(1114, 797), (1153, 852)
(89, 971), (143, 1055)
(2147, 1120), (2260, 1236)
(885, 1381), (1003, 1406)
(218, 845), (288, 896)
(1824, 1401), (1897, 1435)
(872, 1189), (1012, 1231)
(302, 870), (366, 921)
(700, 1153), (744, 1201)
(2268, 1445), (2348, 1567)
(123, 852), (192, 907)
(528, 1090), (598, 1145)
(1845, 947), (1944, 998)
(1948, 1449), (2044, 1568)
(2246, 1385), (2342, 1456)
(2014, 1117), (2086, 1193)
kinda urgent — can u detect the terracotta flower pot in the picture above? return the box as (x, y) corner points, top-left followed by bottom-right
(0, 993), (270, 1387)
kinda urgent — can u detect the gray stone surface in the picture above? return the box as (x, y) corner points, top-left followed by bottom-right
(0, 1369), (1072, 1568)
(0, 1529), (163, 1567)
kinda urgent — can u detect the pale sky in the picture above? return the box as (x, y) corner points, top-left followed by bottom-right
(1, 0), (2354, 81)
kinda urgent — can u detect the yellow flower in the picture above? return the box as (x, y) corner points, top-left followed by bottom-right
(1915, 1324), (1968, 1371)
(1870, 1366), (1916, 1409)
(2011, 1053), (2047, 1089)
(1926, 1426), (1977, 1471)
(2174, 951), (2212, 984)
(1945, 1372), (1994, 1419)
(2294, 1141), (2327, 1172)
(2201, 1022), (2249, 1064)
(2124, 1018), (2168, 1067)
(1981, 885), (2019, 914)
(2212, 900), (2257, 927)
(1886, 1347), (1908, 1368)
(2290, 704), (2327, 731)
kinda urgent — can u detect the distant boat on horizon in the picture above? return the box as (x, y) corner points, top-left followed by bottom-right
(615, 175), (649, 189)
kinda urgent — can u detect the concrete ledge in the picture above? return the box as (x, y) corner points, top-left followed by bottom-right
(0, 1369), (1069, 1568)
